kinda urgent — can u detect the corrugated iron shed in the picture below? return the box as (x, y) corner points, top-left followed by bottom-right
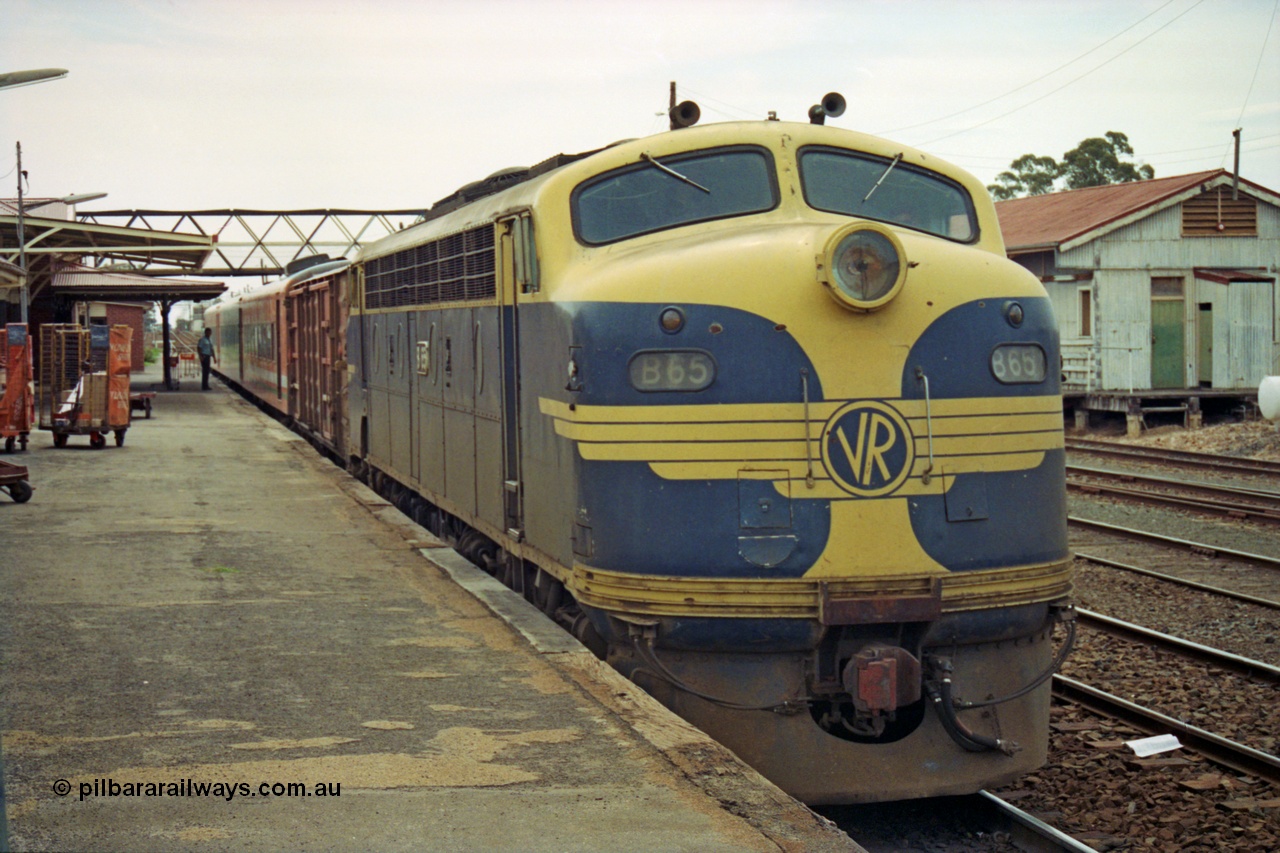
(995, 170), (1228, 251)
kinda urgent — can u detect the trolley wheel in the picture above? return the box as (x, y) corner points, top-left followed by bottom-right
(114, 430), (126, 447)
(3, 436), (13, 453)
(53, 432), (68, 449)
(18, 433), (26, 451)
(89, 432), (107, 450)
(6, 480), (33, 503)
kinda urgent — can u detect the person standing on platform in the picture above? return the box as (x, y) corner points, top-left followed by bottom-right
(197, 328), (218, 391)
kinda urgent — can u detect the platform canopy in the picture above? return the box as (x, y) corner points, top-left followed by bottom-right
(49, 262), (225, 302)
(0, 258), (22, 288)
(0, 202), (214, 271)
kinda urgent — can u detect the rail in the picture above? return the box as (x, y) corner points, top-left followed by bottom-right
(972, 791), (1096, 853)
(1076, 608), (1280, 683)
(1066, 437), (1280, 477)
(1066, 464), (1280, 524)
(1075, 552), (1280, 609)
(1067, 516), (1280, 572)
(1053, 675), (1280, 786)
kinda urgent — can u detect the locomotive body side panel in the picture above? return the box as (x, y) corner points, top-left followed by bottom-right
(387, 313), (413, 480)
(364, 313), (393, 473)
(515, 302), (582, 571)
(414, 311), (446, 497)
(474, 304), (505, 534)
(439, 306), (477, 518)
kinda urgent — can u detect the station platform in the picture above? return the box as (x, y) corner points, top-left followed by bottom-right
(0, 362), (859, 852)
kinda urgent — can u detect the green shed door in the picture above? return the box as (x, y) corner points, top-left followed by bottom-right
(1197, 304), (1213, 386)
(1151, 297), (1185, 389)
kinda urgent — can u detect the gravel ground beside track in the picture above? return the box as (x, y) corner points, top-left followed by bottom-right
(997, 704), (1279, 853)
(1073, 561), (1280, 667)
(1062, 627), (1279, 755)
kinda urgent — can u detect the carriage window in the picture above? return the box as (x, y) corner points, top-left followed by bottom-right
(799, 147), (977, 242)
(573, 147), (777, 245)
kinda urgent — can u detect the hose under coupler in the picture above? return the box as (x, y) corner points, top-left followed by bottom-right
(925, 658), (1018, 755)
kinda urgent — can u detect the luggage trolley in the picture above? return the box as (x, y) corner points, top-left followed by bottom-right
(38, 324), (133, 449)
(0, 324), (35, 453)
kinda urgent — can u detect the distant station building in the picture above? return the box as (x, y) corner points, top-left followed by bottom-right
(995, 169), (1280, 433)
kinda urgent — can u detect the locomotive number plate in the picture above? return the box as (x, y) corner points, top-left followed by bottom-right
(990, 344), (1046, 384)
(628, 350), (716, 392)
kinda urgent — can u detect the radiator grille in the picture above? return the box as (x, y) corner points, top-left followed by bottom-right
(365, 224), (496, 310)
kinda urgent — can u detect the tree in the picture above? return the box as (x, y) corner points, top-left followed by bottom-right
(1058, 131), (1154, 189)
(988, 154), (1060, 200)
(986, 131), (1154, 199)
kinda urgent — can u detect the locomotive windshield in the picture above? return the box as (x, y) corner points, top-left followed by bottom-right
(799, 147), (977, 242)
(573, 146), (778, 245)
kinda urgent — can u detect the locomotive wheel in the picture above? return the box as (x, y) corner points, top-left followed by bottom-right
(53, 433), (68, 448)
(7, 480), (33, 503)
(90, 432), (106, 449)
(115, 430), (126, 447)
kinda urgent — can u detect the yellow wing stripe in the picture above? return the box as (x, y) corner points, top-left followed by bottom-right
(571, 558), (1073, 618)
(539, 396), (1061, 423)
(542, 395), (1062, 489)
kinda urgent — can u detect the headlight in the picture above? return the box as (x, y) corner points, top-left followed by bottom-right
(819, 224), (907, 311)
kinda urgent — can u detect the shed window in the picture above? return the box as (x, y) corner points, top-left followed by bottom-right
(1182, 187), (1257, 237)
(1078, 288), (1092, 337)
(1151, 277), (1184, 298)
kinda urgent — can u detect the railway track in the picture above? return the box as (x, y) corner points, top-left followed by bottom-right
(1077, 608), (1280, 685)
(823, 792), (1094, 852)
(1065, 436), (1280, 478)
(1068, 609), (1280, 785)
(1070, 597), (1280, 771)
(1067, 464), (1280, 524)
(1053, 673), (1280, 787)
(1075, 551), (1280, 609)
(1068, 516), (1280, 572)
(988, 609), (1280, 850)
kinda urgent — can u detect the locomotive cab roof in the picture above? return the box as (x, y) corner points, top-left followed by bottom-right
(361, 120), (1005, 264)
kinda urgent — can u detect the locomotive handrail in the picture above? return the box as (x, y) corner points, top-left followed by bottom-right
(915, 367), (935, 484)
(800, 368), (816, 489)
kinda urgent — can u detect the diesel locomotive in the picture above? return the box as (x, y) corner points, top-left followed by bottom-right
(206, 96), (1074, 804)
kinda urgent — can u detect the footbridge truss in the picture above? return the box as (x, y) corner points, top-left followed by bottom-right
(75, 208), (429, 279)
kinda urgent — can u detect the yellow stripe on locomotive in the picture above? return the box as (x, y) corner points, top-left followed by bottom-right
(539, 394), (1063, 497)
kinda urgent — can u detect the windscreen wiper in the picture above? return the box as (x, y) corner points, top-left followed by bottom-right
(862, 153), (904, 203)
(641, 153), (711, 194)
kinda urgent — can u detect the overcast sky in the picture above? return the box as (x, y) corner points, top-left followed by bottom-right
(3, 0), (1278, 214)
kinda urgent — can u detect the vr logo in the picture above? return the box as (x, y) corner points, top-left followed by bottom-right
(821, 401), (915, 497)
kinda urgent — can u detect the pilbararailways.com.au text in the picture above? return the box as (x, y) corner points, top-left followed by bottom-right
(55, 778), (341, 802)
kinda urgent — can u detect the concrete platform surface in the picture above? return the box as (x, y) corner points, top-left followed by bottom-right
(0, 364), (857, 852)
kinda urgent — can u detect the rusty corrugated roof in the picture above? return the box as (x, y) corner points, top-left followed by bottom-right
(994, 169), (1231, 252)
